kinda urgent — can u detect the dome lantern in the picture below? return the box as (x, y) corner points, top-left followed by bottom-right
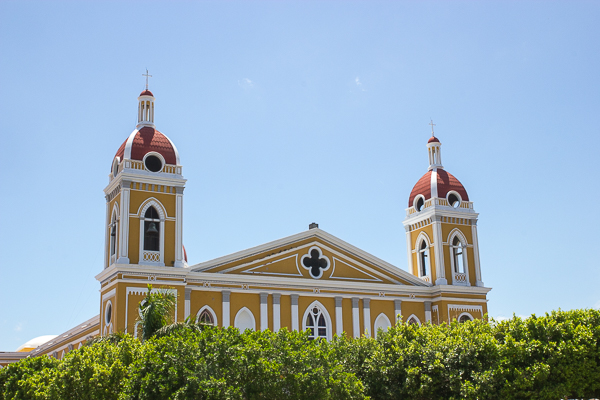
(427, 120), (443, 170)
(137, 69), (155, 128)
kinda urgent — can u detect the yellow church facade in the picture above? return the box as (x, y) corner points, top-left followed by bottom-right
(1, 87), (490, 365)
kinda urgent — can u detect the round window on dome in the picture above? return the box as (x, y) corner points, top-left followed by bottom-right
(414, 195), (425, 212)
(447, 192), (462, 208)
(144, 155), (163, 172)
(112, 157), (120, 177)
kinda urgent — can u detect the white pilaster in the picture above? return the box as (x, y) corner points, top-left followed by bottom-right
(352, 297), (360, 338)
(104, 198), (110, 269)
(272, 294), (281, 332)
(363, 298), (371, 338)
(117, 181), (130, 264)
(184, 288), (192, 319)
(405, 225), (413, 275)
(471, 221), (484, 287)
(424, 301), (432, 323)
(291, 294), (299, 331)
(394, 299), (402, 324)
(432, 215), (447, 285)
(260, 292), (269, 331)
(335, 296), (343, 336)
(174, 188), (184, 268)
(222, 291), (230, 328)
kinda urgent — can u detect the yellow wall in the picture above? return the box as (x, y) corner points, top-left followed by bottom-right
(400, 301), (424, 323)
(191, 290), (223, 325)
(370, 299), (395, 330)
(127, 189), (177, 266)
(280, 295), (291, 330)
(411, 224), (436, 280)
(230, 292), (260, 329)
(441, 223), (477, 286)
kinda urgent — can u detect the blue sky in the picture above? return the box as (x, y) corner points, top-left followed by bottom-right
(1, 1), (599, 351)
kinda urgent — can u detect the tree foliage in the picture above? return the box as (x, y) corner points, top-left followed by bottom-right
(1, 309), (599, 400)
(137, 284), (177, 342)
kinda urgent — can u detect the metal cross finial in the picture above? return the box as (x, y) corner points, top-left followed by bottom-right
(142, 69), (152, 90)
(429, 119), (436, 137)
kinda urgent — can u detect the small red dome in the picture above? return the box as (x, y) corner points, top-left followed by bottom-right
(114, 127), (179, 166)
(428, 136), (440, 143)
(139, 90), (154, 97)
(408, 169), (469, 207)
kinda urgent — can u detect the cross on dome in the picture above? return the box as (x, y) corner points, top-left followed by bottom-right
(429, 119), (436, 137)
(142, 69), (152, 90)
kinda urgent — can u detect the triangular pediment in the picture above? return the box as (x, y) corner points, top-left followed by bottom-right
(191, 229), (427, 287)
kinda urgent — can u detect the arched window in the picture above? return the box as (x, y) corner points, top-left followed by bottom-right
(452, 236), (465, 273)
(143, 207), (160, 251)
(109, 212), (117, 258)
(198, 310), (214, 324)
(418, 240), (430, 277)
(196, 306), (217, 326)
(449, 231), (469, 286)
(374, 313), (391, 338)
(234, 307), (255, 331)
(302, 302), (332, 340)
(458, 313), (473, 323)
(407, 315), (421, 325)
(305, 306), (326, 340)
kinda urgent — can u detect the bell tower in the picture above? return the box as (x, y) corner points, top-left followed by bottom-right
(403, 126), (484, 287)
(103, 87), (186, 270)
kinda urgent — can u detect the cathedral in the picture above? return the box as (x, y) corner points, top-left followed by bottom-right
(1, 86), (490, 365)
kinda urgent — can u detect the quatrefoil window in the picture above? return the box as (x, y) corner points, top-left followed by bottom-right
(301, 246), (331, 279)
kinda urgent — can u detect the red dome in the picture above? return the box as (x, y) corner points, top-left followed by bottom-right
(114, 127), (179, 166)
(428, 136), (440, 143)
(139, 90), (154, 97)
(408, 169), (469, 207)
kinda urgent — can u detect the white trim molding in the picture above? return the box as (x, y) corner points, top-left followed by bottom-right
(457, 312), (474, 322)
(447, 304), (483, 322)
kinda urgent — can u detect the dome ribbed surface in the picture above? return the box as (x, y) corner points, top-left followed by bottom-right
(114, 127), (177, 166)
(408, 169), (469, 207)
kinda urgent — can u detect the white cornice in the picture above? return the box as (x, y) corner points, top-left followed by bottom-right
(98, 263), (491, 295)
(103, 171), (186, 194)
(403, 205), (479, 225)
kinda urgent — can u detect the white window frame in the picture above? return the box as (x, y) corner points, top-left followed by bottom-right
(413, 194), (426, 212)
(109, 204), (119, 265)
(301, 301), (332, 341)
(446, 190), (462, 208)
(448, 229), (470, 286)
(415, 232), (432, 283)
(234, 307), (256, 331)
(457, 312), (474, 323)
(143, 151), (165, 173)
(406, 314), (421, 325)
(138, 199), (166, 267)
(373, 313), (392, 338)
(195, 305), (218, 326)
